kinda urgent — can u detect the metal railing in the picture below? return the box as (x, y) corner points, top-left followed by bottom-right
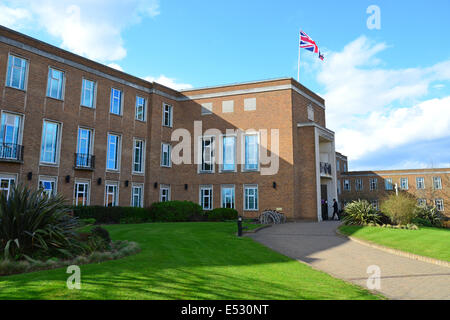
(0, 143), (24, 161)
(320, 162), (332, 176)
(74, 153), (95, 169)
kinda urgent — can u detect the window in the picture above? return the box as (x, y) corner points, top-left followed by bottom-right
(385, 178), (393, 190)
(131, 184), (143, 207)
(221, 185), (235, 209)
(244, 185), (258, 211)
(222, 100), (234, 113)
(244, 134), (258, 171)
(336, 161), (340, 172)
(40, 120), (61, 164)
(160, 184), (170, 202)
(135, 96), (146, 121)
(416, 177), (425, 190)
(343, 163), (347, 172)
(370, 200), (379, 211)
(0, 112), (22, 159)
(435, 199), (444, 211)
(162, 103), (173, 127)
(244, 98), (256, 111)
(343, 179), (351, 191)
(6, 54), (27, 90)
(418, 199), (427, 207)
(200, 185), (213, 210)
(110, 88), (122, 115)
(133, 139), (145, 173)
(200, 136), (214, 173)
(307, 104), (314, 121)
(355, 178), (363, 191)
(400, 178), (408, 190)
(369, 178), (378, 191)
(161, 143), (171, 167)
(222, 136), (236, 171)
(76, 127), (93, 167)
(0, 174), (16, 199)
(105, 182), (119, 207)
(201, 103), (212, 115)
(74, 180), (90, 206)
(81, 79), (96, 108)
(433, 176), (442, 190)
(337, 179), (341, 195)
(107, 134), (120, 170)
(39, 176), (57, 197)
(46, 67), (64, 99)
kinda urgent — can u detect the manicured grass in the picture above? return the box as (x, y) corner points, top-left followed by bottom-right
(0, 222), (380, 300)
(339, 225), (450, 262)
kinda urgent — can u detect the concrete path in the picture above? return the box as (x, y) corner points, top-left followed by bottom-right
(249, 221), (450, 300)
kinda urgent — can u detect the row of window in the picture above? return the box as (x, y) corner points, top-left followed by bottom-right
(336, 160), (347, 172)
(5, 53), (158, 122)
(343, 198), (445, 212)
(340, 176), (443, 192)
(200, 98), (257, 115)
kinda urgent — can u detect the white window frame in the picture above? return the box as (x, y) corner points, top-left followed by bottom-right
(132, 138), (145, 174)
(355, 178), (363, 191)
(336, 161), (340, 172)
(221, 185), (235, 209)
(400, 177), (409, 190)
(343, 179), (351, 191)
(433, 176), (442, 190)
(6, 54), (28, 90)
(0, 173), (17, 199)
(40, 120), (62, 165)
(435, 199), (444, 211)
(242, 132), (260, 172)
(370, 200), (379, 211)
(80, 78), (96, 108)
(161, 143), (171, 167)
(162, 103), (173, 127)
(74, 179), (90, 206)
(199, 185), (213, 210)
(105, 181), (119, 207)
(369, 178), (377, 191)
(131, 183), (144, 208)
(385, 178), (393, 190)
(76, 127), (94, 156)
(110, 88), (123, 115)
(416, 177), (425, 190)
(199, 136), (215, 173)
(160, 184), (171, 202)
(418, 198), (427, 207)
(244, 184), (258, 211)
(106, 133), (121, 171)
(135, 96), (146, 121)
(337, 179), (341, 195)
(46, 67), (65, 100)
(220, 134), (237, 172)
(0, 111), (24, 159)
(38, 175), (57, 197)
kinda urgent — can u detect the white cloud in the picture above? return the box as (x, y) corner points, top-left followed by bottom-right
(144, 75), (193, 91)
(0, 0), (160, 62)
(318, 36), (450, 161)
(107, 63), (124, 72)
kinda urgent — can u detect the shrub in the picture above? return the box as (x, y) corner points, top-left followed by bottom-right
(80, 218), (96, 226)
(149, 201), (204, 222)
(206, 208), (238, 221)
(413, 205), (444, 227)
(72, 206), (149, 224)
(91, 226), (111, 244)
(342, 200), (381, 225)
(380, 193), (417, 225)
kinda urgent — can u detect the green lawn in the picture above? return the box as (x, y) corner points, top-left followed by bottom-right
(339, 225), (450, 262)
(0, 222), (380, 300)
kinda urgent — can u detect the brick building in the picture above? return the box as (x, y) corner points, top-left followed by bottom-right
(0, 26), (338, 221)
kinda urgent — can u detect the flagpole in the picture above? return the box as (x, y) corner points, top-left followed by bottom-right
(297, 30), (301, 82)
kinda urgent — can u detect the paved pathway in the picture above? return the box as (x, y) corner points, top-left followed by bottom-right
(249, 221), (450, 300)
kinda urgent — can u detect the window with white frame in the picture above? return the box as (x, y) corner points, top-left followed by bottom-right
(244, 133), (258, 171)
(244, 185), (258, 211)
(105, 182), (119, 207)
(6, 54), (28, 90)
(0, 174), (16, 199)
(161, 143), (171, 167)
(107, 134), (120, 170)
(133, 139), (145, 173)
(355, 178), (363, 191)
(400, 178), (408, 190)
(81, 78), (96, 108)
(0, 112), (23, 159)
(46, 67), (64, 99)
(200, 136), (214, 173)
(222, 136), (236, 171)
(221, 185), (235, 209)
(200, 185), (213, 210)
(135, 96), (146, 121)
(76, 127), (93, 167)
(369, 178), (378, 191)
(435, 199), (444, 211)
(370, 200), (379, 211)
(343, 163), (347, 172)
(385, 178), (393, 190)
(131, 184), (143, 207)
(162, 103), (173, 127)
(160, 184), (170, 202)
(39, 176), (57, 197)
(110, 88), (122, 115)
(307, 105), (314, 121)
(337, 179), (341, 194)
(201, 103), (212, 115)
(40, 120), (61, 164)
(418, 198), (427, 207)
(416, 177), (425, 190)
(343, 179), (351, 191)
(336, 160), (340, 172)
(74, 180), (90, 206)
(433, 176), (442, 190)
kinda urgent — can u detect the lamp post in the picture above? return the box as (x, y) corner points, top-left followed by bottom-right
(237, 216), (243, 237)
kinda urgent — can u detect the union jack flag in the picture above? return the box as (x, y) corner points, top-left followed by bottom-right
(300, 31), (319, 53)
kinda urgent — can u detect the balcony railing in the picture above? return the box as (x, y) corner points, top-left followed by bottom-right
(0, 143), (24, 162)
(320, 162), (332, 176)
(74, 153), (95, 170)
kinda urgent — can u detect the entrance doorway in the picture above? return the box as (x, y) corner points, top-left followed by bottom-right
(320, 184), (328, 221)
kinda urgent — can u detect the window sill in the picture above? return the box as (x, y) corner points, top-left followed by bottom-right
(106, 169), (120, 173)
(39, 162), (59, 167)
(244, 209), (259, 212)
(80, 104), (95, 109)
(5, 85), (26, 93)
(109, 112), (123, 117)
(132, 172), (145, 176)
(46, 96), (64, 102)
(135, 119), (147, 123)
(161, 165), (172, 168)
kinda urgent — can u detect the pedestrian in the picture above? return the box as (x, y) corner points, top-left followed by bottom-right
(332, 199), (339, 220)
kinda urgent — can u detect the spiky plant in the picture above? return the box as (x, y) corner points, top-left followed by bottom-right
(342, 199), (381, 225)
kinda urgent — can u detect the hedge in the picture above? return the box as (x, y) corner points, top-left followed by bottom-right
(206, 208), (239, 221)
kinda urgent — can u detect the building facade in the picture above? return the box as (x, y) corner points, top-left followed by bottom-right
(0, 26), (338, 221)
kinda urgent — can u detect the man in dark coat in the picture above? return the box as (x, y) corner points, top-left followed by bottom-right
(332, 199), (339, 220)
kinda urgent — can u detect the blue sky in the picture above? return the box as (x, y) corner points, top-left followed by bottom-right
(1, 0), (449, 170)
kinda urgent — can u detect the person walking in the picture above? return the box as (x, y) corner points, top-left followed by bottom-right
(332, 199), (339, 220)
